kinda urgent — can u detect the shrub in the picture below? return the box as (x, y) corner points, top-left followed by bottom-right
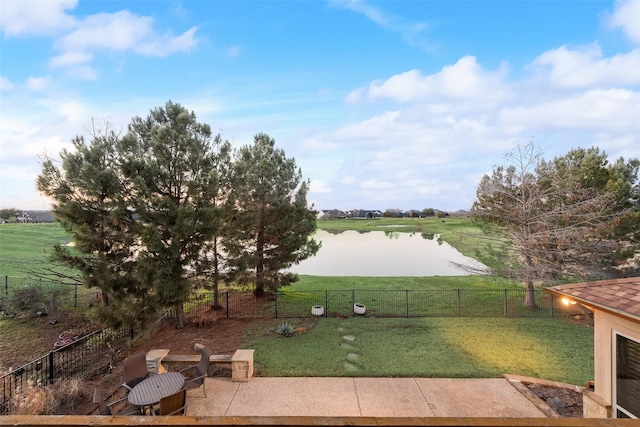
(9, 380), (54, 415)
(8, 377), (87, 415)
(277, 322), (295, 337)
(8, 284), (46, 312)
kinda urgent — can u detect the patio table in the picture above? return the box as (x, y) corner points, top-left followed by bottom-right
(128, 371), (185, 409)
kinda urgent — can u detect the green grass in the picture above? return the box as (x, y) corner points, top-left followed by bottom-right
(0, 223), (74, 278)
(242, 317), (594, 385)
(290, 275), (520, 291)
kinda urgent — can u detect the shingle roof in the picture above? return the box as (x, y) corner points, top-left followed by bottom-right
(546, 277), (640, 323)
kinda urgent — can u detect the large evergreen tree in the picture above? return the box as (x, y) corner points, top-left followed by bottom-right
(38, 102), (226, 328)
(37, 123), (142, 323)
(118, 101), (224, 327)
(224, 133), (320, 297)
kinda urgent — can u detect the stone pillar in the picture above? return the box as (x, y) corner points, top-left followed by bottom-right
(231, 349), (254, 382)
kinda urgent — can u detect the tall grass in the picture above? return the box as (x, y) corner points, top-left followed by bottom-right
(242, 317), (594, 386)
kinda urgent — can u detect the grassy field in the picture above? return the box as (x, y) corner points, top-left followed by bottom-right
(242, 317), (594, 385)
(0, 223), (73, 278)
(0, 220), (594, 386)
(291, 275), (520, 291)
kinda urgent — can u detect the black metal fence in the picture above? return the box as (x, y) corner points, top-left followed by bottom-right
(1, 276), (92, 314)
(183, 289), (586, 319)
(1, 279), (586, 414)
(0, 327), (132, 415)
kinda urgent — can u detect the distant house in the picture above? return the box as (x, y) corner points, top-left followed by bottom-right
(317, 209), (348, 219)
(546, 277), (640, 419)
(317, 211), (332, 220)
(383, 209), (404, 218)
(349, 209), (382, 219)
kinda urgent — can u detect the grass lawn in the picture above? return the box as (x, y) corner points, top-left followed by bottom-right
(242, 317), (594, 386)
(291, 275), (521, 291)
(0, 223), (74, 278)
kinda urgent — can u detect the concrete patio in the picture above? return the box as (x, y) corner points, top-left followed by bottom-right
(186, 377), (548, 418)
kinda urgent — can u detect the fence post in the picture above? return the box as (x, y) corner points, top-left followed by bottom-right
(325, 290), (328, 317)
(550, 294), (554, 317)
(352, 290), (355, 317)
(275, 291), (278, 319)
(456, 289), (461, 317)
(48, 351), (54, 384)
(74, 285), (78, 307)
(504, 290), (508, 317)
(405, 290), (409, 318)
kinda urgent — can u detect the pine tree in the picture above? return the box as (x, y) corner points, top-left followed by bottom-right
(224, 133), (320, 297)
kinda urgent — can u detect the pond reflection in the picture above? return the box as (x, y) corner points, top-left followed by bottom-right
(289, 229), (487, 276)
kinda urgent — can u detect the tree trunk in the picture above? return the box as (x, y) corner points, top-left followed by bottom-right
(254, 204), (266, 297)
(212, 238), (222, 309)
(524, 280), (538, 310)
(175, 303), (186, 329)
(101, 290), (109, 306)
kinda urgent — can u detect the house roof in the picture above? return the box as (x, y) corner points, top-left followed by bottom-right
(545, 277), (640, 324)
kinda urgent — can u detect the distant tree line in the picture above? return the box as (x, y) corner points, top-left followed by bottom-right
(37, 101), (319, 329)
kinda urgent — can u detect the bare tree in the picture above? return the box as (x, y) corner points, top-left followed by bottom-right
(471, 142), (634, 309)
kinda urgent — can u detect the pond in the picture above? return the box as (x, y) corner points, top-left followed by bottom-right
(288, 229), (488, 277)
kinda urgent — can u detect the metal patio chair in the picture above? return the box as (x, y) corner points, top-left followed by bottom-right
(93, 388), (142, 415)
(179, 346), (212, 397)
(122, 352), (152, 393)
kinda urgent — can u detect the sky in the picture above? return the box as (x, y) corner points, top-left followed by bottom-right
(1, 0), (639, 213)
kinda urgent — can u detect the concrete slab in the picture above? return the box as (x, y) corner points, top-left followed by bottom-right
(207, 377), (361, 417)
(186, 378), (239, 416)
(354, 378), (435, 417)
(415, 378), (546, 418)
(187, 377), (548, 419)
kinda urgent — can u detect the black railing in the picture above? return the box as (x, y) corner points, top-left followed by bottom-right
(0, 327), (132, 415)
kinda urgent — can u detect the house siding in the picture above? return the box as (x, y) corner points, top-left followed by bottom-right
(593, 310), (640, 417)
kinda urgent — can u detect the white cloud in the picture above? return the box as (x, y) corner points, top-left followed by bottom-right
(531, 44), (640, 87)
(607, 0), (640, 44)
(329, 0), (433, 51)
(351, 56), (510, 104)
(310, 180), (332, 193)
(50, 51), (93, 68)
(25, 77), (51, 92)
(499, 88), (640, 132)
(0, 77), (15, 91)
(0, 0), (77, 37)
(54, 10), (199, 58)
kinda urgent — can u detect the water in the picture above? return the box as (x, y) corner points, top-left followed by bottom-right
(288, 229), (488, 276)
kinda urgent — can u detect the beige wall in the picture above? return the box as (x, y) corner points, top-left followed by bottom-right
(593, 310), (640, 409)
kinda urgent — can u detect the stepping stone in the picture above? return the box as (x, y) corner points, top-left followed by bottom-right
(339, 343), (355, 351)
(343, 361), (359, 371)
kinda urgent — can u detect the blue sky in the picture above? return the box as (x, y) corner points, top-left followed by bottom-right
(1, 0), (639, 212)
